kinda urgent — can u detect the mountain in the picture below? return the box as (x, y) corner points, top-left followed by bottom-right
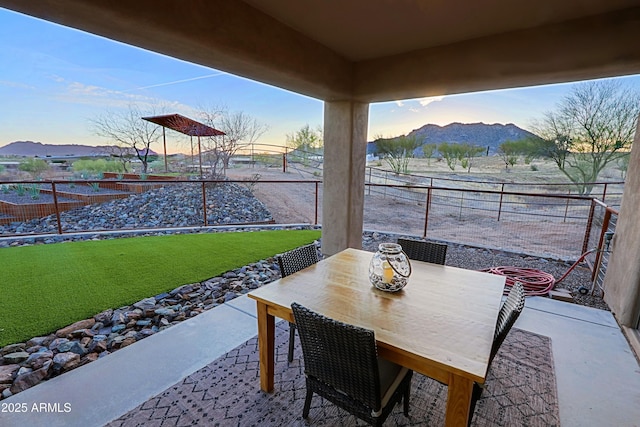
(0, 141), (157, 157)
(368, 122), (539, 156)
(411, 122), (537, 153)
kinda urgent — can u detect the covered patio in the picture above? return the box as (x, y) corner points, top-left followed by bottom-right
(0, 1), (639, 425)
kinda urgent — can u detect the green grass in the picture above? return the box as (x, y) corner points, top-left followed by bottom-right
(0, 229), (321, 347)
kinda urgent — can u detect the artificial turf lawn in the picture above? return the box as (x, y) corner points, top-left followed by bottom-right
(0, 229), (321, 347)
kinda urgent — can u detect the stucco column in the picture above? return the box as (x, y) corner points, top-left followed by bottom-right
(321, 101), (369, 256)
(604, 116), (640, 328)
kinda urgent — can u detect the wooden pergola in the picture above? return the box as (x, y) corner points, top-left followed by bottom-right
(142, 113), (225, 176)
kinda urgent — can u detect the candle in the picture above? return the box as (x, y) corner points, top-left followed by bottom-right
(382, 260), (394, 284)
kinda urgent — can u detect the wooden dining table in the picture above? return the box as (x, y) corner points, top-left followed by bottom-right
(247, 247), (506, 426)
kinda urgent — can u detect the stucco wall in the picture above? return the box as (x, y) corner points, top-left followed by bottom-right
(604, 116), (640, 328)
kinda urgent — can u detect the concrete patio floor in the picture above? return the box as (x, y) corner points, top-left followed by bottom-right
(1, 295), (639, 427)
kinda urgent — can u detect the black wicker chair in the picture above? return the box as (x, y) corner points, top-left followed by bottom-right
(467, 281), (526, 425)
(397, 238), (448, 265)
(291, 303), (412, 426)
(276, 244), (319, 362)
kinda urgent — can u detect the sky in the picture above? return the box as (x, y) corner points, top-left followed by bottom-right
(1, 8), (639, 155)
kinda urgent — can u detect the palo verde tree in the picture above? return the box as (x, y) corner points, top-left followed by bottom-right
(438, 142), (484, 172)
(438, 142), (459, 170)
(498, 138), (542, 169)
(458, 143), (485, 172)
(286, 124), (323, 166)
(91, 104), (164, 174)
(531, 80), (640, 195)
(420, 143), (437, 164)
(374, 134), (420, 174)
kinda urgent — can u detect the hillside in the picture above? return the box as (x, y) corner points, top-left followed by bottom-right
(368, 122), (539, 155)
(0, 141), (156, 157)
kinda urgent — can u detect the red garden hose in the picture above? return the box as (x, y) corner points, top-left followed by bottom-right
(480, 248), (597, 297)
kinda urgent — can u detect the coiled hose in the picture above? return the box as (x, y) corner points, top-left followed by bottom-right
(480, 248), (597, 296)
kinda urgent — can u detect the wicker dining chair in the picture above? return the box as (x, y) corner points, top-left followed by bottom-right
(467, 281), (526, 425)
(291, 302), (412, 426)
(397, 238), (448, 265)
(276, 244), (319, 362)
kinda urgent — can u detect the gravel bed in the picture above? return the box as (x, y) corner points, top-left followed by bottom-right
(0, 192), (77, 204)
(0, 181), (272, 235)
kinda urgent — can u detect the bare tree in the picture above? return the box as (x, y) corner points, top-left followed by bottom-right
(102, 145), (134, 173)
(217, 111), (268, 170)
(91, 105), (164, 174)
(531, 80), (639, 194)
(199, 106), (268, 174)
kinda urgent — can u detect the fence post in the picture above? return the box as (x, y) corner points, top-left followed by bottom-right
(497, 183), (504, 221)
(282, 152), (287, 173)
(582, 199), (596, 255)
(602, 183), (608, 202)
(422, 187), (431, 238)
(51, 181), (63, 235)
(367, 167), (372, 195)
(384, 171), (388, 198)
(202, 181), (208, 226)
(314, 181), (319, 225)
(563, 189), (571, 223)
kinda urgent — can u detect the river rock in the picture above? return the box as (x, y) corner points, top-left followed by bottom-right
(133, 297), (156, 310)
(10, 361), (51, 393)
(1, 343), (26, 356)
(56, 319), (96, 337)
(52, 352), (80, 372)
(25, 351), (53, 370)
(0, 365), (20, 384)
(3, 351), (29, 364)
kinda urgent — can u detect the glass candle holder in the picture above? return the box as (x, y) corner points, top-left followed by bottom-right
(369, 243), (412, 292)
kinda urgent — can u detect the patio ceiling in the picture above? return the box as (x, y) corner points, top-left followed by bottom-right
(1, 0), (639, 102)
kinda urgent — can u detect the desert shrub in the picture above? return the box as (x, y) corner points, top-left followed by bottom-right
(18, 158), (49, 177)
(72, 159), (125, 174)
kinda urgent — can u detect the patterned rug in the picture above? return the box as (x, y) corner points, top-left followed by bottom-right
(107, 325), (559, 426)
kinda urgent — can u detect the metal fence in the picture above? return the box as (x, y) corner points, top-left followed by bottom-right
(365, 166), (624, 208)
(0, 178), (320, 236)
(364, 183), (595, 260)
(1, 176), (618, 267)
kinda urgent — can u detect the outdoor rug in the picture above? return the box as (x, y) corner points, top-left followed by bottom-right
(107, 325), (559, 426)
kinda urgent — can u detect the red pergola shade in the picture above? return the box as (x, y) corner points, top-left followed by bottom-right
(141, 113), (224, 137)
(142, 113), (225, 175)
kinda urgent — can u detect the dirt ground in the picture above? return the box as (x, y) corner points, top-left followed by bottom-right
(226, 164), (593, 261)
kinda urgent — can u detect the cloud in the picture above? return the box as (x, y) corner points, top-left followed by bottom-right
(53, 78), (195, 113)
(418, 96), (445, 106)
(0, 80), (35, 90)
(391, 96), (445, 109)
